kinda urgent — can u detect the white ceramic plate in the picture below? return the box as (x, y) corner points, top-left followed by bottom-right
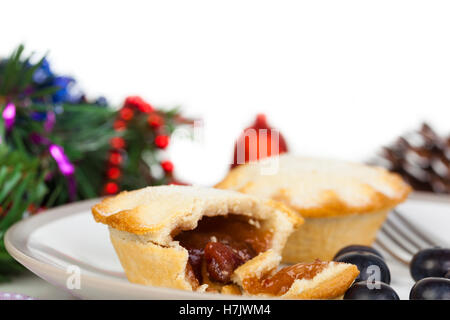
(5, 193), (450, 300)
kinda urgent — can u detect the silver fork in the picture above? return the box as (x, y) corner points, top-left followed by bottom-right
(374, 209), (447, 265)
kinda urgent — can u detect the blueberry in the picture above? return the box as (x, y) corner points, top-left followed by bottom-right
(344, 281), (399, 300)
(333, 245), (384, 260)
(335, 252), (391, 284)
(409, 277), (450, 300)
(410, 248), (450, 281)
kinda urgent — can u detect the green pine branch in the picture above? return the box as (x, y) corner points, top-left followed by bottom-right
(0, 146), (47, 279)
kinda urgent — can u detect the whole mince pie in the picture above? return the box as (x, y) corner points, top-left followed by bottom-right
(216, 154), (411, 263)
(92, 186), (359, 298)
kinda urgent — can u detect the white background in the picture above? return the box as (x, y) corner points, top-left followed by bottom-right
(2, 0), (450, 185)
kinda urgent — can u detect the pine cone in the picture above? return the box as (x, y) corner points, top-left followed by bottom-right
(370, 123), (450, 194)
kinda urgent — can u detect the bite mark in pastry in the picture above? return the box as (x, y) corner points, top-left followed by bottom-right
(92, 185), (302, 293)
(92, 185), (359, 298)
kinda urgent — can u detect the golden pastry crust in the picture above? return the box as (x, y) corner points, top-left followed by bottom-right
(93, 185), (302, 245)
(109, 228), (193, 290)
(281, 262), (359, 299)
(282, 209), (389, 263)
(92, 185), (303, 292)
(216, 155), (411, 218)
(220, 284), (242, 295)
(232, 250), (359, 299)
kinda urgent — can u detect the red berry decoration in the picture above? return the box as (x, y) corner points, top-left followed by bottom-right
(155, 135), (170, 149)
(161, 160), (174, 172)
(147, 113), (164, 128)
(107, 167), (121, 180)
(113, 120), (127, 131)
(109, 151), (122, 165)
(138, 101), (153, 113)
(110, 137), (126, 149)
(119, 107), (134, 121)
(124, 96), (154, 113)
(100, 94), (192, 196)
(124, 96), (142, 108)
(231, 114), (288, 168)
(104, 182), (119, 195)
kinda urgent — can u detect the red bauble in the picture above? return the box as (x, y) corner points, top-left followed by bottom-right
(119, 107), (134, 121)
(110, 137), (126, 149)
(161, 160), (174, 172)
(109, 151), (123, 165)
(231, 114), (288, 168)
(155, 135), (170, 149)
(124, 96), (154, 113)
(107, 167), (121, 180)
(104, 182), (119, 194)
(147, 113), (164, 128)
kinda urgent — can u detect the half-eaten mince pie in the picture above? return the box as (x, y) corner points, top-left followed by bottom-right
(92, 185), (358, 298)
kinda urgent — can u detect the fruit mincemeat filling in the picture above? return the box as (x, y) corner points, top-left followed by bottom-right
(174, 215), (272, 286)
(242, 260), (329, 295)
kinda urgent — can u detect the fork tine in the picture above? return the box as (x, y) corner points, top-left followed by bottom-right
(392, 209), (441, 247)
(374, 239), (410, 265)
(384, 216), (424, 250)
(379, 225), (416, 255)
(376, 208), (446, 265)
